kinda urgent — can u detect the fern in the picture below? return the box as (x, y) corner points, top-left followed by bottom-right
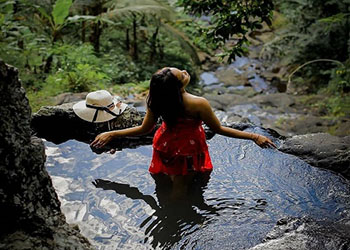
(160, 22), (200, 65)
(104, 5), (174, 21)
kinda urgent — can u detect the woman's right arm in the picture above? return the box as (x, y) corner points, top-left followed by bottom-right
(90, 108), (157, 148)
(197, 97), (276, 148)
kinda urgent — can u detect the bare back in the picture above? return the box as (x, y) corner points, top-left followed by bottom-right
(182, 92), (206, 120)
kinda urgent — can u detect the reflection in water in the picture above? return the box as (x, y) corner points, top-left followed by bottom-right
(45, 133), (350, 249)
(92, 172), (239, 249)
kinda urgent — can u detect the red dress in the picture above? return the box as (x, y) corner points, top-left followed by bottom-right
(149, 118), (213, 175)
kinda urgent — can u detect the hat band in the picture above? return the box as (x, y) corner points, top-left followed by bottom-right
(86, 103), (121, 123)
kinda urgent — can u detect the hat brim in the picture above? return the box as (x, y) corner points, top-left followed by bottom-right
(73, 96), (128, 123)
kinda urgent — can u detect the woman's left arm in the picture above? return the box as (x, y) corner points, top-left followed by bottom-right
(198, 98), (277, 149)
(91, 108), (157, 148)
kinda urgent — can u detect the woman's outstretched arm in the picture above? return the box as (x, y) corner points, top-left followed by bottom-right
(198, 98), (277, 148)
(90, 108), (157, 148)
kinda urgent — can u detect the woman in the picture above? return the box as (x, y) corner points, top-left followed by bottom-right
(91, 67), (276, 179)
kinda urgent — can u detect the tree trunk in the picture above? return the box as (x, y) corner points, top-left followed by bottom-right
(44, 55), (53, 73)
(82, 21), (86, 43)
(90, 20), (102, 53)
(44, 30), (59, 73)
(150, 27), (159, 62)
(132, 17), (138, 60)
(126, 28), (130, 51)
(89, 3), (103, 53)
(158, 40), (164, 61)
(81, 8), (87, 43)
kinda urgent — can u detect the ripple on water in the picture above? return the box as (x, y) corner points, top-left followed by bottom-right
(45, 131), (350, 249)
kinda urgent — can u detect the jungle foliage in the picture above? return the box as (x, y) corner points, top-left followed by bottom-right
(177, 0), (274, 62)
(0, 0), (199, 111)
(264, 0), (350, 116)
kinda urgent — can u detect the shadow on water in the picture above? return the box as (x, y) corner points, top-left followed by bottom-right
(44, 127), (350, 249)
(92, 172), (245, 249)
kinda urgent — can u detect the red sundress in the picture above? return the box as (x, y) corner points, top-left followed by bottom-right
(149, 118), (213, 175)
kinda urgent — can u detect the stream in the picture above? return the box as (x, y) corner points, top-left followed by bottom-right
(44, 55), (350, 249)
(45, 127), (350, 249)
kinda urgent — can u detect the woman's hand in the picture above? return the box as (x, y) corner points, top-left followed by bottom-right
(252, 133), (277, 149)
(90, 131), (116, 148)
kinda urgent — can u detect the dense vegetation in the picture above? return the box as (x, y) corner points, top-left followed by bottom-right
(0, 0), (199, 110)
(0, 0), (275, 111)
(0, 0), (348, 119)
(265, 0), (350, 117)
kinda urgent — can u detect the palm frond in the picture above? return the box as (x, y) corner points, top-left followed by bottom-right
(103, 5), (174, 22)
(160, 22), (200, 65)
(108, 0), (170, 8)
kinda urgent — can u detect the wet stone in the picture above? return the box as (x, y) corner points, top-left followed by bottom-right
(0, 60), (92, 249)
(280, 133), (350, 179)
(250, 217), (350, 250)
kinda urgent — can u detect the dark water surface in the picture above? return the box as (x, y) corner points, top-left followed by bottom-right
(45, 128), (350, 250)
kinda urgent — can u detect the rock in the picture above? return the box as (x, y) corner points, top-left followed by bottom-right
(31, 102), (220, 152)
(250, 217), (350, 250)
(329, 118), (350, 136)
(279, 133), (350, 179)
(270, 77), (287, 93)
(251, 93), (296, 110)
(271, 67), (280, 74)
(215, 67), (245, 86)
(203, 93), (247, 111)
(54, 92), (88, 105)
(199, 72), (220, 85)
(31, 102), (152, 150)
(0, 60), (92, 249)
(226, 86), (257, 97)
(275, 115), (336, 135)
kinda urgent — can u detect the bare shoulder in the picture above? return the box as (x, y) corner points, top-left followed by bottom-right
(183, 93), (211, 117)
(184, 93), (209, 105)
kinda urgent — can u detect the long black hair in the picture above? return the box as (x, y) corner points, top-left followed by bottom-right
(146, 68), (185, 127)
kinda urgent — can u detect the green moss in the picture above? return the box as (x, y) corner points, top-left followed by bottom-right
(271, 11), (288, 29)
(274, 116), (287, 127)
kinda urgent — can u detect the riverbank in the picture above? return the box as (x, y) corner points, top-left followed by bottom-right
(2, 58), (348, 249)
(196, 25), (350, 137)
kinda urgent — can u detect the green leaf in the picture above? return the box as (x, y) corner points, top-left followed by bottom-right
(0, 13), (4, 26)
(37, 6), (51, 21)
(1, 0), (15, 14)
(319, 13), (349, 24)
(28, 53), (43, 67)
(52, 0), (72, 26)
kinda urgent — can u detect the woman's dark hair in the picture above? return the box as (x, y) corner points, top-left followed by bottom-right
(146, 68), (184, 127)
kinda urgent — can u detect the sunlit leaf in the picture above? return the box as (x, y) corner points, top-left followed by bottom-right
(67, 15), (96, 22)
(0, 13), (4, 26)
(52, 0), (72, 26)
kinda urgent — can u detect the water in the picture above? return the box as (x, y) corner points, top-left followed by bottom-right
(202, 56), (273, 93)
(45, 129), (350, 249)
(200, 72), (220, 85)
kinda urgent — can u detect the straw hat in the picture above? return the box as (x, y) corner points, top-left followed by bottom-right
(73, 90), (127, 123)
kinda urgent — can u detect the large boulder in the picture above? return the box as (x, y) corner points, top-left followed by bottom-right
(31, 101), (350, 179)
(0, 60), (92, 249)
(250, 217), (350, 250)
(280, 133), (350, 179)
(31, 103), (149, 148)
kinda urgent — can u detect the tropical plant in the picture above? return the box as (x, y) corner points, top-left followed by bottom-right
(0, 0), (51, 84)
(264, 0), (350, 63)
(34, 0), (73, 43)
(71, 0), (200, 64)
(267, 0), (350, 117)
(176, 0), (274, 62)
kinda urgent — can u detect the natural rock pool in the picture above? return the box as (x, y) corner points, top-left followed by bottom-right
(45, 128), (350, 249)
